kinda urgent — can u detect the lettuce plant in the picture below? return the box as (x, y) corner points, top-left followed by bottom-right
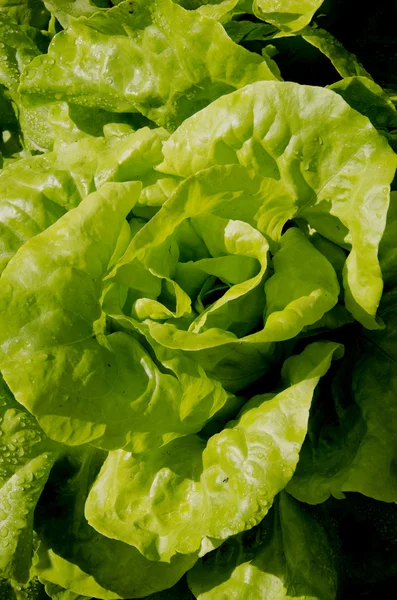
(0, 1), (397, 599)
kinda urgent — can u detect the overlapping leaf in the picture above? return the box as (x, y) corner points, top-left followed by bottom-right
(85, 342), (341, 561)
(20, 0), (279, 130)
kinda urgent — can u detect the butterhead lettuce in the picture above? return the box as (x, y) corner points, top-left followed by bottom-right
(0, 0), (396, 598)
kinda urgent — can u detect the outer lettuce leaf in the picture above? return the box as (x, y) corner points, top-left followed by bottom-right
(0, 0), (50, 29)
(253, 0), (324, 33)
(0, 16), (54, 152)
(42, 569), (192, 600)
(288, 287), (397, 504)
(159, 80), (397, 327)
(0, 10), (154, 151)
(44, 589), (86, 600)
(0, 126), (169, 273)
(0, 182), (138, 448)
(43, 0), (109, 29)
(0, 377), (58, 583)
(47, 103), (153, 151)
(196, 0), (253, 23)
(0, 155), (68, 274)
(329, 76), (397, 130)
(34, 448), (197, 599)
(0, 18), (43, 91)
(187, 492), (338, 600)
(0, 181), (233, 452)
(299, 27), (372, 79)
(44, 579), (88, 600)
(85, 342), (341, 562)
(224, 20), (277, 43)
(20, 0), (280, 130)
(36, 549), (119, 599)
(287, 189), (397, 504)
(222, 17), (372, 84)
(267, 26), (372, 80)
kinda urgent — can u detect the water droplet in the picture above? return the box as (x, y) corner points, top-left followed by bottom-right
(25, 68), (36, 80)
(0, 527), (8, 538)
(47, 58), (55, 65)
(1, 539), (9, 548)
(106, 76), (114, 85)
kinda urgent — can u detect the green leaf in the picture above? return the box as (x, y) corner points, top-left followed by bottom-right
(34, 448), (197, 599)
(48, 103), (152, 151)
(0, 16), (54, 152)
(37, 549), (119, 599)
(0, 154), (68, 274)
(0, 377), (58, 583)
(44, 579), (88, 600)
(299, 26), (372, 79)
(253, 0), (324, 32)
(0, 0), (50, 30)
(106, 165), (274, 391)
(329, 76), (397, 129)
(20, 0), (279, 130)
(288, 288), (397, 504)
(187, 492), (338, 600)
(0, 126), (169, 273)
(263, 227), (339, 340)
(85, 342), (341, 562)
(225, 20), (278, 44)
(0, 18), (43, 92)
(107, 166), (340, 397)
(0, 87), (23, 159)
(0, 182), (139, 448)
(159, 80), (397, 327)
(197, 0), (253, 23)
(42, 0), (109, 29)
(0, 180), (234, 452)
